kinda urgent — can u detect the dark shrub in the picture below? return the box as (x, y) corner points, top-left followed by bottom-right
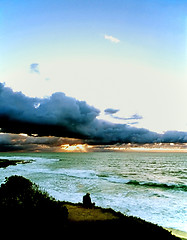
(0, 175), (68, 230)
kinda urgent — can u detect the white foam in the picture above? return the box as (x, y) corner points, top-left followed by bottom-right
(57, 168), (98, 179)
(0, 152), (186, 232)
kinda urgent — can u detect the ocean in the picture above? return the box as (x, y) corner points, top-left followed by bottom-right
(0, 152), (186, 232)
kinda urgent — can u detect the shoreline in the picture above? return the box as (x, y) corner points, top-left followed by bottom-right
(165, 228), (187, 240)
(0, 175), (185, 239)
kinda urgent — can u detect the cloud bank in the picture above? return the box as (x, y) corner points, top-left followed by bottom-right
(0, 83), (187, 146)
(0, 133), (84, 152)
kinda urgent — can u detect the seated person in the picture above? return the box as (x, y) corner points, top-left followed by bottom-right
(83, 193), (95, 208)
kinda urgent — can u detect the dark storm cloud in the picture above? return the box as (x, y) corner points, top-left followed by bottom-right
(0, 133), (26, 151)
(30, 63), (40, 74)
(0, 83), (187, 145)
(0, 133), (84, 152)
(86, 119), (160, 144)
(0, 83), (100, 140)
(162, 131), (187, 143)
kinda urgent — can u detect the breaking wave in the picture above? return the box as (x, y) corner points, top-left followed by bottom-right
(2, 155), (186, 192)
(54, 169), (187, 192)
(57, 168), (97, 179)
(97, 174), (187, 191)
(125, 179), (187, 191)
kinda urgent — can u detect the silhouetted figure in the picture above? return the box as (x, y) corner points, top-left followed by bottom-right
(83, 193), (94, 208)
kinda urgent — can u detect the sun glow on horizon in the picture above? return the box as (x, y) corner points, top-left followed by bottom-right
(60, 143), (187, 153)
(61, 144), (92, 152)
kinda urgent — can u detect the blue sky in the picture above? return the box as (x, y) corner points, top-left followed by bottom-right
(1, 0), (187, 133)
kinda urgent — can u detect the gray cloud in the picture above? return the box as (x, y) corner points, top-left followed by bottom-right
(0, 133), (26, 151)
(126, 114), (143, 121)
(104, 108), (119, 115)
(0, 82), (187, 145)
(162, 131), (187, 143)
(30, 63), (40, 74)
(112, 113), (143, 121)
(105, 108), (143, 123)
(0, 133), (85, 152)
(0, 83), (100, 140)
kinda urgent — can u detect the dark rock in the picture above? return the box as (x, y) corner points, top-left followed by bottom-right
(0, 159), (32, 168)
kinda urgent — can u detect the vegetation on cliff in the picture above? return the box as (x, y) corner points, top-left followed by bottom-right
(0, 176), (180, 239)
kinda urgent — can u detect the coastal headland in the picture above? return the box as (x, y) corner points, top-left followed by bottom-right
(0, 175), (184, 239)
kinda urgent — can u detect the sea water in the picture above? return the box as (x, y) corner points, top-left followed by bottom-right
(0, 152), (186, 232)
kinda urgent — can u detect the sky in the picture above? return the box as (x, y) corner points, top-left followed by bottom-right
(0, 0), (187, 151)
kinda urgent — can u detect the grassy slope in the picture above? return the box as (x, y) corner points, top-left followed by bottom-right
(62, 202), (181, 239)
